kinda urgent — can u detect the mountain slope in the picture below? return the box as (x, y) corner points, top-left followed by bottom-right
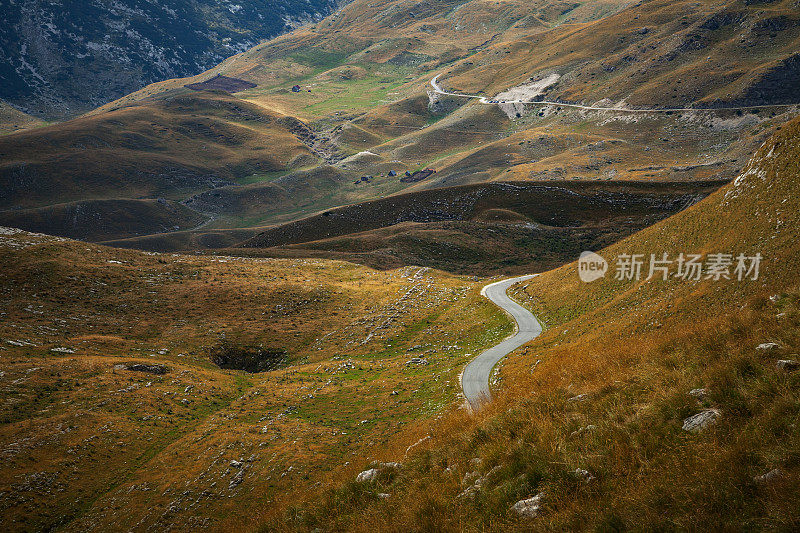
(2, 0), (799, 253)
(0, 0), (340, 120)
(282, 115), (800, 530)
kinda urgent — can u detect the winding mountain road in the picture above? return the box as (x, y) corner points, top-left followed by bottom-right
(462, 275), (542, 410)
(431, 74), (798, 114)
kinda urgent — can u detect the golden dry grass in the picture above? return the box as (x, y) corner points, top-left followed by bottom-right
(273, 114), (800, 532)
(0, 227), (518, 531)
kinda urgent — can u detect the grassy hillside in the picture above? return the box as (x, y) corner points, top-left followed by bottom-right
(440, 0), (800, 107)
(0, 101), (45, 135)
(275, 112), (800, 530)
(0, 91), (317, 211)
(1, 0), (798, 247)
(0, 199), (207, 241)
(0, 224), (520, 531)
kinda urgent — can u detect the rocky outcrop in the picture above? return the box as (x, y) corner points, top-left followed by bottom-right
(511, 493), (545, 518)
(682, 409), (721, 432)
(114, 363), (169, 375)
(757, 342), (781, 352)
(355, 462), (401, 483)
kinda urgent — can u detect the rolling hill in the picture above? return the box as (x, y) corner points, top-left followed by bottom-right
(1, 0), (800, 528)
(1, 100), (797, 533)
(1, 0), (798, 250)
(229, 180), (722, 274)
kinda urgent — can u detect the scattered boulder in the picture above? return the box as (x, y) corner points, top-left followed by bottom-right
(50, 347), (75, 354)
(574, 468), (595, 483)
(462, 471), (480, 486)
(757, 342), (781, 352)
(406, 357), (429, 366)
(511, 493), (545, 518)
(128, 363), (169, 374)
(229, 469), (244, 489)
(568, 393), (589, 402)
(689, 388), (708, 401)
(115, 363), (169, 374)
(457, 465), (501, 499)
(776, 359), (799, 371)
(356, 468), (380, 483)
(378, 493), (391, 499)
(355, 462), (400, 484)
(682, 409), (721, 432)
(230, 460), (242, 469)
(754, 468), (783, 484)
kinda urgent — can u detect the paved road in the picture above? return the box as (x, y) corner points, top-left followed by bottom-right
(431, 74), (798, 114)
(462, 275), (542, 410)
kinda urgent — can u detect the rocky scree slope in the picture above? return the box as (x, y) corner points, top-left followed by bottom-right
(0, 0), (341, 120)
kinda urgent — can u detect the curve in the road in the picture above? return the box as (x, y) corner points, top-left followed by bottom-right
(431, 74), (798, 114)
(462, 275), (542, 410)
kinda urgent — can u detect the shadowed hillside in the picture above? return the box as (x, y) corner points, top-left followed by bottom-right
(228, 180), (722, 274)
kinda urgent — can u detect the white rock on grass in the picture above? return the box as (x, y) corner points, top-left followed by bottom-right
(575, 468), (595, 483)
(568, 393), (589, 402)
(753, 468), (783, 484)
(457, 465), (501, 500)
(776, 360), (799, 372)
(756, 342), (781, 352)
(356, 468), (380, 483)
(689, 388), (708, 401)
(511, 493), (545, 518)
(682, 409), (721, 432)
(462, 471), (480, 485)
